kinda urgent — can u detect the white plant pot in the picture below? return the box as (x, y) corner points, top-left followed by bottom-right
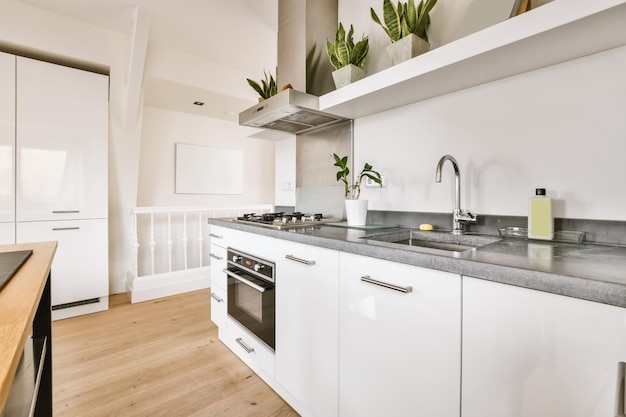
(332, 64), (368, 89)
(386, 33), (430, 66)
(345, 199), (368, 226)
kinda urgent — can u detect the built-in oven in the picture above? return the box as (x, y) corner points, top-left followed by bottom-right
(224, 248), (275, 351)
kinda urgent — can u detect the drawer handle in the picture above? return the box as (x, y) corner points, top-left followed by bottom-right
(210, 292), (224, 303)
(209, 233), (223, 239)
(235, 337), (254, 354)
(52, 227), (80, 231)
(209, 253), (223, 261)
(361, 275), (413, 294)
(52, 210), (80, 214)
(285, 254), (316, 265)
(616, 362), (626, 416)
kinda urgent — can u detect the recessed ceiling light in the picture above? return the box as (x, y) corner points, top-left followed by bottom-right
(193, 101), (204, 106)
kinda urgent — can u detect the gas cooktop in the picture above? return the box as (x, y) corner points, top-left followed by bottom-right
(232, 212), (340, 230)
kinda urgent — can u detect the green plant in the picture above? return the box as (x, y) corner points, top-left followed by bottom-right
(326, 23), (369, 70)
(370, 0), (438, 43)
(246, 70), (278, 100)
(333, 153), (382, 200)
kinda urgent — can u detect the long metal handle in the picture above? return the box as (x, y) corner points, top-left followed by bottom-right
(52, 227), (80, 231)
(361, 275), (413, 293)
(616, 362), (626, 416)
(209, 233), (223, 239)
(52, 210), (80, 214)
(285, 254), (316, 265)
(210, 292), (223, 303)
(223, 269), (266, 292)
(235, 337), (254, 353)
(209, 253), (223, 261)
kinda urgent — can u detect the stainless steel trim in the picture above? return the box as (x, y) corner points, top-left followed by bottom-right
(209, 253), (223, 261)
(235, 337), (255, 353)
(616, 362), (626, 416)
(223, 268), (267, 293)
(210, 292), (224, 303)
(285, 254), (316, 265)
(52, 227), (80, 231)
(52, 210), (80, 214)
(209, 233), (223, 239)
(361, 275), (413, 294)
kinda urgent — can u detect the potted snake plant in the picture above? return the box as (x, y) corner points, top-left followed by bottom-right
(333, 153), (382, 226)
(326, 23), (369, 89)
(371, 0), (438, 65)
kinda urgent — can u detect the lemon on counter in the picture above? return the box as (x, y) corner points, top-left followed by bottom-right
(419, 224), (434, 231)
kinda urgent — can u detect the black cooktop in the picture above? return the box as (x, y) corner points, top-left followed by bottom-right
(0, 250), (33, 292)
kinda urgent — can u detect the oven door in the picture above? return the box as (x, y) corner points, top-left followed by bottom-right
(224, 267), (275, 350)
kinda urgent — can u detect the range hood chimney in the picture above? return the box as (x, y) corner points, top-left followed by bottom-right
(239, 0), (348, 135)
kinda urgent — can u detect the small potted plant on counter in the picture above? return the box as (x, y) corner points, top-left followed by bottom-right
(326, 23), (369, 89)
(371, 0), (438, 65)
(333, 153), (382, 226)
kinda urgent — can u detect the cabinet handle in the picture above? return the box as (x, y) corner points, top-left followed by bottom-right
(361, 275), (413, 293)
(52, 210), (80, 214)
(235, 337), (254, 353)
(209, 253), (223, 261)
(616, 362), (626, 416)
(209, 233), (223, 239)
(285, 254), (316, 265)
(210, 292), (224, 303)
(52, 227), (80, 231)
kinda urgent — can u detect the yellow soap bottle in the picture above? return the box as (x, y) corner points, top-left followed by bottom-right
(528, 188), (553, 240)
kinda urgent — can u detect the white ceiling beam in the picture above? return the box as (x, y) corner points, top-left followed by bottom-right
(124, 5), (151, 130)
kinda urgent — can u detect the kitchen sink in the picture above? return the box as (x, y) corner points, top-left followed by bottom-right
(363, 229), (500, 254)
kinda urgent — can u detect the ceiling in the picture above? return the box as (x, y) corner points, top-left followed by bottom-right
(17, 0), (279, 122)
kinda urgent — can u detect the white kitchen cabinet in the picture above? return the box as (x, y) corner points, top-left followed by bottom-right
(275, 240), (339, 417)
(16, 56), (108, 222)
(462, 276), (626, 417)
(339, 252), (461, 417)
(0, 52), (15, 239)
(17, 219), (108, 308)
(209, 243), (226, 327)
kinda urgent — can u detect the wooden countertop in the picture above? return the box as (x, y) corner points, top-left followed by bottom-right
(0, 241), (57, 411)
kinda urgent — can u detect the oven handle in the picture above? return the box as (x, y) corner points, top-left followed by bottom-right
(223, 269), (267, 293)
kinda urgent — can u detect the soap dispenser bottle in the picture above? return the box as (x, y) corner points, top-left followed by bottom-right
(528, 188), (553, 240)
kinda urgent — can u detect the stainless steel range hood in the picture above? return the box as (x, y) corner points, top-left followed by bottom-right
(239, 0), (347, 135)
(239, 89), (347, 134)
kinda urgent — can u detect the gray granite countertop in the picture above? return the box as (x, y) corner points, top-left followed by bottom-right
(208, 218), (626, 308)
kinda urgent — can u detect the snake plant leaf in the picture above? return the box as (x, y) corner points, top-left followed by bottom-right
(347, 24), (355, 50)
(383, 0), (402, 41)
(336, 40), (350, 67)
(352, 38), (369, 68)
(246, 79), (265, 98)
(370, 7), (393, 41)
(416, 0), (437, 40)
(406, 0), (417, 32)
(327, 41), (342, 70)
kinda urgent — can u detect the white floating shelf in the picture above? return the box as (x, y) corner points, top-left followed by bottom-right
(319, 0), (626, 119)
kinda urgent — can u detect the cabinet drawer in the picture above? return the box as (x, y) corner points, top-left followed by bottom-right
(209, 244), (227, 289)
(16, 219), (108, 306)
(209, 284), (226, 328)
(222, 318), (275, 379)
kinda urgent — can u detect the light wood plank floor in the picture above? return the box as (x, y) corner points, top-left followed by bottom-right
(52, 289), (299, 417)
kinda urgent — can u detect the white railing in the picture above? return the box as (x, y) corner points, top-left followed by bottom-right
(127, 204), (273, 302)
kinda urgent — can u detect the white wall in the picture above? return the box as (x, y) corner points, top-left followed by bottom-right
(354, 45), (626, 221)
(137, 107), (275, 206)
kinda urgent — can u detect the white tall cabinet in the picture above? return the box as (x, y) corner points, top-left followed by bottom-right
(1, 54), (109, 319)
(0, 52), (15, 245)
(462, 276), (626, 417)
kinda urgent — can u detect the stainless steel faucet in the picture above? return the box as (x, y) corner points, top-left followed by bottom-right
(435, 154), (477, 234)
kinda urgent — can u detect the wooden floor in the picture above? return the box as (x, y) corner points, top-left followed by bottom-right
(52, 289), (299, 417)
